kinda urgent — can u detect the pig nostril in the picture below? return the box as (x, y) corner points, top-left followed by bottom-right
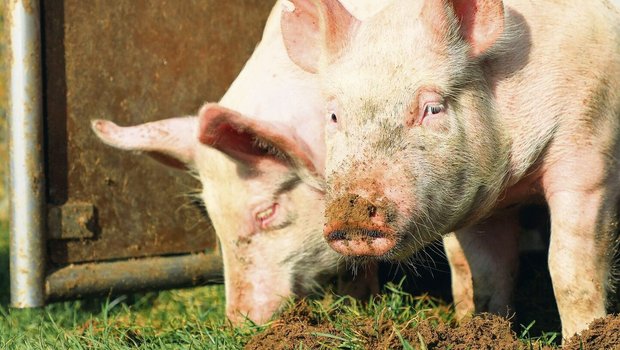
(366, 230), (385, 239)
(327, 230), (348, 242)
(368, 205), (377, 218)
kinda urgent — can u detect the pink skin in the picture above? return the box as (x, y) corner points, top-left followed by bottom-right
(329, 237), (395, 257)
(281, 0), (620, 339)
(91, 0), (387, 325)
(92, 104), (378, 325)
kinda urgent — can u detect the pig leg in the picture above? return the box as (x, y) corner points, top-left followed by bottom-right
(545, 186), (618, 338)
(443, 233), (474, 319)
(446, 208), (520, 319)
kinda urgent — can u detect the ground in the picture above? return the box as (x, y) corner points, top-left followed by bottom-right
(2, 217), (619, 349)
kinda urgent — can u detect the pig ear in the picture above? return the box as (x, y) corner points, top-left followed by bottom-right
(280, 0), (359, 73)
(91, 117), (197, 170)
(424, 0), (505, 57)
(452, 0), (505, 56)
(197, 103), (318, 175)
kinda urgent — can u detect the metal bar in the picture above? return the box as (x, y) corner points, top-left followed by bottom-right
(46, 253), (223, 301)
(8, 0), (46, 308)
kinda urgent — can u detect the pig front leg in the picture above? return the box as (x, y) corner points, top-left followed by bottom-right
(443, 233), (474, 319)
(545, 186), (617, 338)
(445, 208), (520, 319)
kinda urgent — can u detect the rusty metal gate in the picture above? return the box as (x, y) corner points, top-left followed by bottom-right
(9, 0), (274, 307)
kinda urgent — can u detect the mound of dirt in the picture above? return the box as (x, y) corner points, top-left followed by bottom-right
(245, 302), (543, 349)
(377, 313), (531, 350)
(244, 301), (342, 350)
(400, 314), (523, 350)
(246, 302), (620, 350)
(563, 314), (620, 350)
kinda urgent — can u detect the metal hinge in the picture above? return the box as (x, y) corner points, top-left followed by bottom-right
(47, 202), (97, 240)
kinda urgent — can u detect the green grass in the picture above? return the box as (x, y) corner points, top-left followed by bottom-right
(0, 289), (257, 349)
(0, 223), (262, 349)
(0, 223), (561, 349)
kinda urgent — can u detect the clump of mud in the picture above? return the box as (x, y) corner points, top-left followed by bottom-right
(391, 314), (524, 350)
(563, 314), (620, 350)
(244, 301), (341, 350)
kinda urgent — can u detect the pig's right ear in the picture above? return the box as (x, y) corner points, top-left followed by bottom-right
(197, 103), (319, 177)
(280, 0), (359, 73)
(91, 117), (197, 170)
(423, 0), (505, 57)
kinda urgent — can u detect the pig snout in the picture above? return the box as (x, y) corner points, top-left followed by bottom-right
(324, 194), (396, 256)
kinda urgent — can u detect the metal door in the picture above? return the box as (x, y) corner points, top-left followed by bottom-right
(9, 0), (274, 307)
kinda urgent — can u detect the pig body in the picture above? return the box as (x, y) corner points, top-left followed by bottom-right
(281, 0), (620, 338)
(92, 0), (388, 325)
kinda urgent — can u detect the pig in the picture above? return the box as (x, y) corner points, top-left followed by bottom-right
(91, 0), (389, 325)
(279, 0), (620, 339)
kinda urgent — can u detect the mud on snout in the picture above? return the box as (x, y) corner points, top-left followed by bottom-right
(324, 193), (401, 257)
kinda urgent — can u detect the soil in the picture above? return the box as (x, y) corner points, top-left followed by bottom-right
(244, 301), (340, 350)
(246, 304), (529, 350)
(245, 303), (620, 350)
(564, 314), (620, 350)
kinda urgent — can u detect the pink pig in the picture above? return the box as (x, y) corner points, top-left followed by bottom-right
(91, 1), (387, 325)
(279, 0), (620, 339)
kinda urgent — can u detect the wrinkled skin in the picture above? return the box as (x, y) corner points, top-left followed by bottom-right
(91, 0), (388, 325)
(280, 0), (620, 339)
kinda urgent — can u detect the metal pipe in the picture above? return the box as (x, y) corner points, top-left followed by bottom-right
(8, 0), (46, 308)
(46, 253), (223, 301)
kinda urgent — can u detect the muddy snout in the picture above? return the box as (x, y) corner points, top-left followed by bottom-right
(324, 194), (396, 257)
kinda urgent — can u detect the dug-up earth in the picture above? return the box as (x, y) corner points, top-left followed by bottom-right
(246, 301), (620, 350)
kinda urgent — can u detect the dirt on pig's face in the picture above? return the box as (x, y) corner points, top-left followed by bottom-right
(198, 151), (338, 325)
(321, 1), (510, 260)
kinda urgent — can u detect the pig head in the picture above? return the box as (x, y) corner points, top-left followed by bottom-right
(91, 0), (390, 325)
(281, 0), (507, 259)
(92, 104), (339, 325)
(281, 0), (620, 339)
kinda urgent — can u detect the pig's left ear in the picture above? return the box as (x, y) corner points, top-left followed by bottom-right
(280, 0), (360, 73)
(198, 103), (318, 176)
(424, 0), (505, 57)
(91, 117), (197, 170)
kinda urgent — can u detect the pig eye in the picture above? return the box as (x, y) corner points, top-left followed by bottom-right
(423, 104), (445, 117)
(330, 113), (338, 123)
(255, 203), (278, 230)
